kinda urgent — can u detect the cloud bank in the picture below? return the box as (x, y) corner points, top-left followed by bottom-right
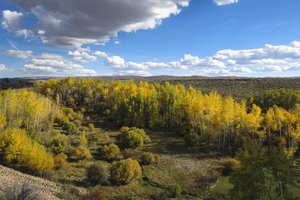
(8, 0), (190, 47)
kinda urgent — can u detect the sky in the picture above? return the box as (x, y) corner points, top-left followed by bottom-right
(0, 0), (300, 78)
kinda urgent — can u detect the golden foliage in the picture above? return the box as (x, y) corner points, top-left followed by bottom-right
(111, 158), (142, 184)
(0, 128), (54, 173)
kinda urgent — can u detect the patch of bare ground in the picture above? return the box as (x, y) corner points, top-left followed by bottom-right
(0, 165), (61, 200)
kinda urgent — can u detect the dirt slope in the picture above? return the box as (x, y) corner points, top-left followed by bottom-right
(0, 165), (61, 200)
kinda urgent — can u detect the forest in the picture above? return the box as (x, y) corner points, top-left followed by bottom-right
(0, 77), (299, 200)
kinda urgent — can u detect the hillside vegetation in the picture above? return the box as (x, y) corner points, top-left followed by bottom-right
(0, 77), (299, 199)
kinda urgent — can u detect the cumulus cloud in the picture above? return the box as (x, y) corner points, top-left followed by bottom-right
(2, 10), (34, 38)
(211, 41), (300, 73)
(213, 0), (238, 6)
(95, 51), (108, 58)
(11, 0), (190, 47)
(23, 53), (96, 76)
(104, 56), (126, 68)
(0, 64), (6, 71)
(1, 10), (23, 30)
(68, 48), (97, 63)
(6, 49), (33, 59)
(15, 29), (33, 38)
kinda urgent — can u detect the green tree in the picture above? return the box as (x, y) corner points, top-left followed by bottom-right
(229, 141), (267, 200)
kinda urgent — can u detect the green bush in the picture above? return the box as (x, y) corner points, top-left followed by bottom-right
(88, 123), (95, 132)
(86, 163), (110, 186)
(168, 183), (181, 198)
(120, 128), (151, 149)
(110, 158), (142, 184)
(184, 131), (201, 146)
(54, 153), (68, 169)
(100, 144), (121, 161)
(49, 134), (69, 155)
(62, 121), (79, 134)
(141, 152), (156, 165)
(73, 119), (82, 127)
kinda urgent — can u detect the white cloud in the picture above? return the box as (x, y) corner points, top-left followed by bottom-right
(11, 0), (190, 47)
(144, 62), (170, 69)
(0, 64), (6, 71)
(24, 64), (57, 73)
(95, 51), (108, 58)
(1, 10), (23, 30)
(126, 62), (148, 70)
(104, 56), (126, 68)
(232, 67), (253, 74)
(15, 29), (33, 38)
(213, 0), (238, 6)
(6, 49), (33, 59)
(215, 41), (300, 61)
(181, 54), (201, 65)
(68, 48), (97, 63)
(257, 65), (289, 72)
(23, 53), (96, 76)
(100, 41), (300, 76)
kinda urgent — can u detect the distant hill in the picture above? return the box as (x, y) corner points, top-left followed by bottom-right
(1, 76), (300, 100)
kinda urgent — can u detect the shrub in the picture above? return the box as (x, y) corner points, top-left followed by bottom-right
(120, 128), (151, 149)
(222, 158), (240, 175)
(125, 131), (143, 148)
(100, 144), (120, 161)
(81, 187), (108, 200)
(168, 183), (181, 198)
(63, 107), (83, 121)
(86, 163), (110, 186)
(196, 169), (221, 188)
(141, 152), (156, 165)
(55, 116), (69, 127)
(88, 123), (95, 132)
(110, 158), (142, 184)
(49, 134), (69, 155)
(103, 109), (110, 115)
(79, 131), (88, 146)
(71, 145), (92, 161)
(73, 119), (82, 127)
(151, 192), (168, 200)
(120, 126), (130, 133)
(62, 121), (79, 134)
(184, 132), (201, 146)
(122, 148), (137, 159)
(54, 153), (68, 169)
(0, 182), (40, 200)
(101, 132), (110, 141)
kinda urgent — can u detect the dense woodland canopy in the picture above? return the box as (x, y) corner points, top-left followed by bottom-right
(34, 78), (300, 154)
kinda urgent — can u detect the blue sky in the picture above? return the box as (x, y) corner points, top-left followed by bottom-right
(1, 0), (300, 77)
